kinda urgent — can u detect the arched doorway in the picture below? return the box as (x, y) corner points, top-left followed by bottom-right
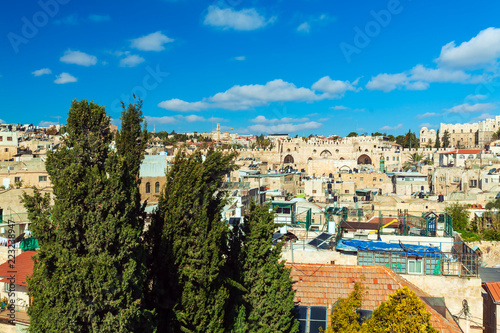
(284, 155), (294, 164)
(357, 154), (372, 165)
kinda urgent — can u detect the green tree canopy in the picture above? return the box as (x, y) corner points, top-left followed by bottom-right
(23, 99), (153, 332)
(347, 132), (358, 137)
(236, 202), (298, 332)
(363, 287), (437, 333)
(442, 130), (450, 148)
(434, 130), (441, 149)
(325, 282), (366, 333)
(445, 202), (469, 231)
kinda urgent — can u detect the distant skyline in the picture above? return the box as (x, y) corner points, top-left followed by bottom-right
(1, 0), (500, 136)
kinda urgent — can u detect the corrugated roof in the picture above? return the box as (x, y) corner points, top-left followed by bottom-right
(286, 263), (462, 332)
(0, 250), (36, 286)
(483, 281), (500, 303)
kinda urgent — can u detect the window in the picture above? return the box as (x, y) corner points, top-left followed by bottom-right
(485, 178), (489, 183)
(4, 148), (7, 152)
(14, 177), (21, 183)
(360, 177), (364, 181)
(453, 177), (459, 182)
(145, 182), (151, 193)
(470, 180), (477, 187)
(380, 178), (383, 182)
(345, 190), (349, 194)
(295, 305), (327, 333)
(155, 182), (160, 193)
(6, 137), (12, 141)
(4, 283), (11, 292)
(373, 177), (376, 181)
(0, 136), (2, 141)
(408, 259), (423, 274)
(38, 176), (47, 182)
(312, 190), (317, 194)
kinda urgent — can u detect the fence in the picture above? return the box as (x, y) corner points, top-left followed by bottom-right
(357, 249), (479, 277)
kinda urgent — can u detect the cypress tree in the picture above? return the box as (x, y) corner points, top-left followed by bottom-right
(442, 130), (450, 148)
(434, 130), (441, 149)
(237, 202), (298, 332)
(22, 100), (153, 332)
(152, 149), (237, 332)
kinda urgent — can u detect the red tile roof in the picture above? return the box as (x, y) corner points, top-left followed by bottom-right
(440, 149), (484, 155)
(366, 216), (399, 227)
(483, 281), (500, 303)
(0, 251), (36, 286)
(286, 263), (462, 333)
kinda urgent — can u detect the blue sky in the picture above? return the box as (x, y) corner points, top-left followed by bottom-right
(1, 0), (500, 136)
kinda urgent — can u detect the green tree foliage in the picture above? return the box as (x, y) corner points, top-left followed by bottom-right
(325, 282), (366, 333)
(115, 98), (148, 177)
(363, 287), (437, 333)
(23, 100), (153, 332)
(434, 130), (441, 149)
(236, 202), (298, 332)
(347, 132), (358, 137)
(150, 150), (237, 332)
(442, 130), (450, 148)
(386, 134), (396, 142)
(402, 130), (419, 149)
(445, 202), (469, 231)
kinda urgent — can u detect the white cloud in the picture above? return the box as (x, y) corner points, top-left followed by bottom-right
(410, 64), (480, 83)
(0, 119), (5, 124)
(379, 124), (403, 131)
(88, 14), (110, 22)
(54, 72), (77, 84)
(32, 68), (52, 76)
(246, 121), (322, 134)
(158, 99), (209, 112)
(470, 113), (495, 122)
(297, 22), (310, 33)
(145, 116), (178, 124)
(466, 94), (487, 100)
(250, 115), (309, 124)
(330, 106), (348, 110)
(54, 15), (79, 25)
(445, 102), (496, 114)
(416, 112), (440, 119)
(366, 64), (482, 92)
(234, 56), (246, 61)
(131, 31), (174, 51)
(437, 27), (500, 69)
(184, 115), (206, 123)
(204, 6), (275, 31)
(159, 79), (326, 111)
(311, 76), (359, 97)
(366, 73), (408, 92)
(119, 54), (145, 67)
(60, 50), (97, 66)
(418, 123), (438, 129)
(38, 121), (58, 127)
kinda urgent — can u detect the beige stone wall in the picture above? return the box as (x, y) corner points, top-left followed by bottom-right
(140, 176), (165, 204)
(420, 127), (437, 147)
(403, 274), (483, 333)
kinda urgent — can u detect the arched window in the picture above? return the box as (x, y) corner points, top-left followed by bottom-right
(155, 182), (160, 193)
(146, 182), (151, 193)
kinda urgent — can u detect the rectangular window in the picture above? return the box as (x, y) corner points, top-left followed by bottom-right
(295, 305), (327, 333)
(408, 259), (423, 274)
(282, 208), (291, 214)
(345, 190), (349, 194)
(470, 180), (477, 187)
(485, 178), (489, 183)
(39, 176), (48, 182)
(453, 177), (459, 182)
(14, 177), (21, 183)
(4, 148), (7, 152)
(0, 136), (2, 141)
(312, 190), (317, 194)
(6, 137), (12, 141)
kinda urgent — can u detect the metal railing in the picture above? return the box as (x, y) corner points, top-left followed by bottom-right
(357, 249), (479, 277)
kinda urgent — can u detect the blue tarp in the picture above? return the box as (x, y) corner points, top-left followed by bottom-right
(336, 239), (441, 257)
